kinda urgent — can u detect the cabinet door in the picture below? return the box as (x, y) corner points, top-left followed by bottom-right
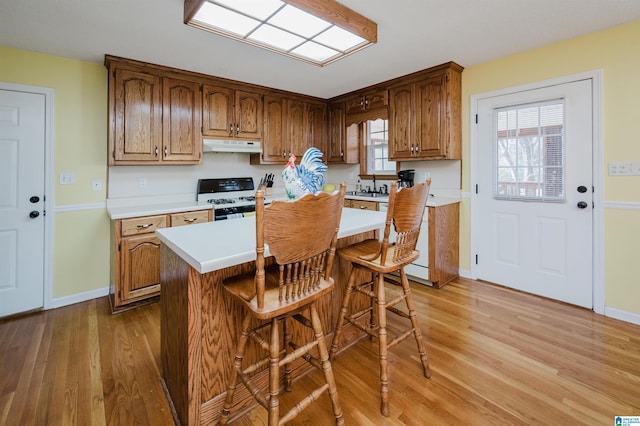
(113, 69), (162, 162)
(162, 77), (202, 163)
(308, 102), (327, 156)
(261, 95), (286, 163)
(415, 74), (447, 158)
(235, 90), (262, 140)
(327, 103), (346, 163)
(365, 90), (388, 110)
(389, 83), (414, 159)
(121, 234), (161, 303)
(287, 99), (307, 158)
(202, 84), (234, 138)
(345, 95), (365, 115)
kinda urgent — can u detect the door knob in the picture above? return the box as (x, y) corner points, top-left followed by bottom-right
(30, 196), (40, 203)
(29, 211), (40, 218)
(577, 201), (588, 209)
(577, 186), (588, 193)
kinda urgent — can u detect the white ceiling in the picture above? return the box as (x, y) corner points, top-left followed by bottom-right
(2, 0), (640, 99)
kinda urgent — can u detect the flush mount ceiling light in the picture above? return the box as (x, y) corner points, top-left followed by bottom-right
(184, 0), (377, 66)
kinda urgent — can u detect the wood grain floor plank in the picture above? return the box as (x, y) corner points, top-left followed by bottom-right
(1, 277), (639, 425)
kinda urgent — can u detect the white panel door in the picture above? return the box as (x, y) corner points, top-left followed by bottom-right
(477, 79), (593, 308)
(0, 89), (46, 316)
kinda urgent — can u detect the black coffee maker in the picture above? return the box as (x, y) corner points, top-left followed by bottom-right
(397, 169), (415, 188)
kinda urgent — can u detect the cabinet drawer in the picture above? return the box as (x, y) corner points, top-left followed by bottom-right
(170, 210), (210, 227)
(121, 215), (167, 236)
(349, 200), (379, 211)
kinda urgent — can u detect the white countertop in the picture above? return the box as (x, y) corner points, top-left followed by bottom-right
(107, 201), (212, 220)
(155, 207), (386, 274)
(346, 193), (460, 207)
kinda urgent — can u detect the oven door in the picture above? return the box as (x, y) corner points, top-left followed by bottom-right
(214, 205), (256, 220)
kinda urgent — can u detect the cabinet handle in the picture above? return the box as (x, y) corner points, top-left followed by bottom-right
(359, 206), (368, 209)
(229, 123), (233, 136)
(155, 146), (158, 157)
(136, 223), (154, 229)
(235, 123), (240, 135)
(184, 218), (198, 223)
(283, 152), (287, 158)
(164, 146), (168, 157)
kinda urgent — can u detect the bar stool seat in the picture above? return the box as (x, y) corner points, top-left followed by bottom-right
(330, 179), (432, 417)
(220, 183), (346, 426)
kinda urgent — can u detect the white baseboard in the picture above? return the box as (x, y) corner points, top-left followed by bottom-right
(604, 307), (640, 326)
(50, 286), (109, 309)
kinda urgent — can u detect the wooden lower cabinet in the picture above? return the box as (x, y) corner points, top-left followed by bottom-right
(110, 209), (212, 311)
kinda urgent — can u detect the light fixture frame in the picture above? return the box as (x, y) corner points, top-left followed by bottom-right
(184, 0), (377, 66)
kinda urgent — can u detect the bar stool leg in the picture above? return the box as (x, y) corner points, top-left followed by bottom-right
(283, 317), (293, 391)
(268, 317), (281, 426)
(310, 304), (344, 425)
(375, 271), (390, 416)
(400, 269), (431, 378)
(329, 267), (357, 359)
(220, 313), (252, 425)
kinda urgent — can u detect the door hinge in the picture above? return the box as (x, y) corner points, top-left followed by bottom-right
(475, 254), (478, 264)
(475, 184), (478, 194)
(475, 114), (478, 124)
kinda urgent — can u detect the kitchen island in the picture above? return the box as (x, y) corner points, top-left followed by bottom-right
(155, 207), (386, 425)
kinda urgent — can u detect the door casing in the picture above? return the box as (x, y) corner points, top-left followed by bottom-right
(469, 70), (604, 314)
(1, 82), (55, 312)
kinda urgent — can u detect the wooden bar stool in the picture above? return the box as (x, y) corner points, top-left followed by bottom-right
(330, 179), (432, 416)
(220, 183), (346, 426)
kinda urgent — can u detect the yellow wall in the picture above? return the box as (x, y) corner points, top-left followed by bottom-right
(461, 20), (640, 315)
(2, 17), (640, 314)
(1, 46), (109, 298)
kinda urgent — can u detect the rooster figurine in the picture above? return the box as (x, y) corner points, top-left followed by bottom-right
(282, 147), (327, 199)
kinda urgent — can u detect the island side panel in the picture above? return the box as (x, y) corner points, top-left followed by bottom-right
(160, 245), (202, 426)
(428, 202), (460, 288)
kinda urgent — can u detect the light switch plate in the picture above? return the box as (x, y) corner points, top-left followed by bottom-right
(59, 172), (75, 185)
(608, 162), (640, 176)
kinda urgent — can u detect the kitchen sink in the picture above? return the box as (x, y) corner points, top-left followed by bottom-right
(346, 191), (387, 198)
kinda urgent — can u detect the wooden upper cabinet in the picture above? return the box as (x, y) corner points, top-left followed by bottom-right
(389, 84), (414, 159)
(112, 69), (162, 162)
(254, 97), (327, 164)
(287, 99), (307, 159)
(162, 77), (202, 162)
(389, 62), (462, 161)
(257, 95), (286, 163)
(107, 57), (203, 165)
(307, 102), (327, 159)
(202, 84), (262, 140)
(345, 89), (388, 115)
(327, 102), (358, 164)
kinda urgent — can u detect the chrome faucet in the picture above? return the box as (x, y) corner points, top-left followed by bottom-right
(372, 174), (377, 193)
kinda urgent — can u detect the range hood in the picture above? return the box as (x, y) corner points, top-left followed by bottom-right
(202, 139), (262, 154)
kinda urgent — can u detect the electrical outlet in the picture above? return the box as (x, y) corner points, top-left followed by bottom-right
(139, 177), (147, 189)
(59, 173), (75, 185)
(91, 179), (102, 191)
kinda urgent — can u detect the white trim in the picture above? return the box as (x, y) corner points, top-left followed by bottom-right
(1, 82), (55, 312)
(604, 307), (640, 327)
(469, 70), (605, 314)
(49, 286), (110, 310)
(604, 201), (640, 210)
(54, 202), (106, 213)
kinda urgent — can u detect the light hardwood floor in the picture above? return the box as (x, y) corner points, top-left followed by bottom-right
(1, 277), (639, 425)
